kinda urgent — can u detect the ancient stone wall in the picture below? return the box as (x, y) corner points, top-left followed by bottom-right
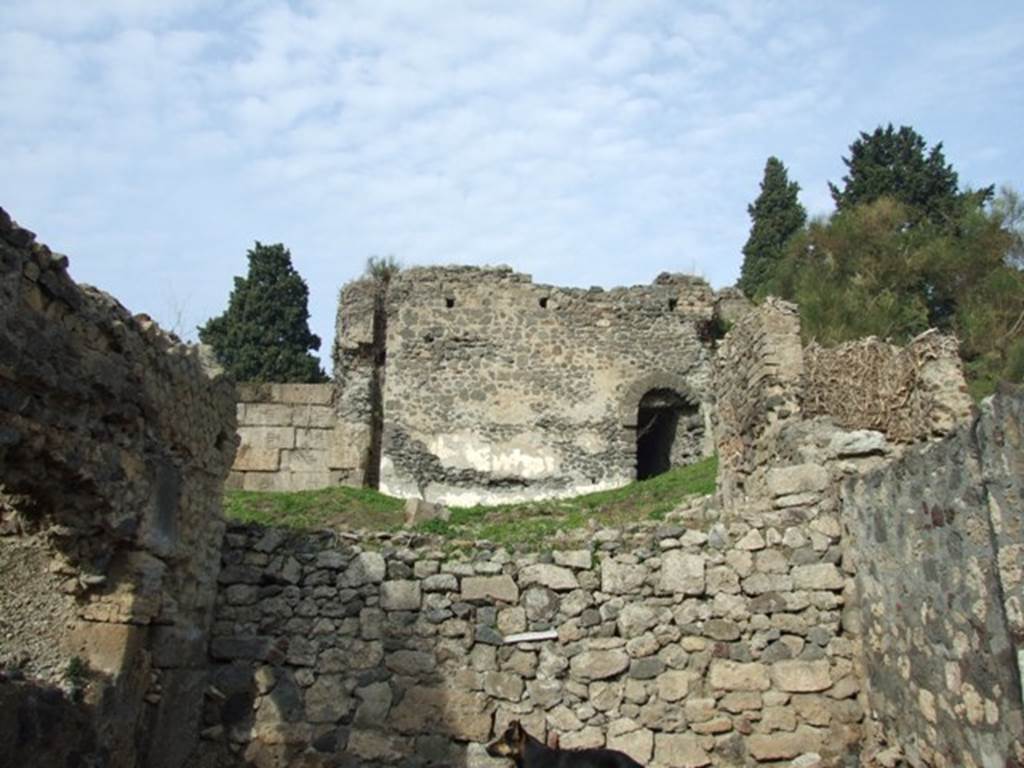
(203, 500), (864, 768)
(332, 278), (380, 487)
(229, 383), (368, 491)
(713, 300), (971, 510)
(841, 392), (1024, 767)
(333, 267), (717, 505)
(0, 207), (238, 768)
(713, 299), (805, 508)
(803, 331), (972, 442)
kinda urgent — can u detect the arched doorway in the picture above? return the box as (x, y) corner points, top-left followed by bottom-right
(635, 388), (702, 480)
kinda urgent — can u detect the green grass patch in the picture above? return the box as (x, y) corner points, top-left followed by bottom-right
(422, 455), (718, 546)
(224, 455), (718, 548)
(224, 484), (405, 530)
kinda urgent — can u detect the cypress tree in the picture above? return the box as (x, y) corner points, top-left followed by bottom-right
(738, 156), (807, 298)
(829, 124), (992, 224)
(199, 242), (327, 382)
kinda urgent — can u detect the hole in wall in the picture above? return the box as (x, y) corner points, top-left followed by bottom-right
(539, 297), (549, 308)
(668, 298), (678, 311)
(635, 388), (701, 480)
(445, 297), (455, 309)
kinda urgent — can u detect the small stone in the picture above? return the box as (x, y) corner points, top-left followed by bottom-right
(380, 580), (421, 610)
(736, 529), (766, 551)
(791, 563), (845, 591)
(659, 551), (705, 594)
(461, 575), (519, 603)
(656, 670), (693, 702)
(570, 649), (630, 681)
(628, 657), (665, 680)
(709, 660), (770, 691)
(520, 564), (579, 591)
(654, 732), (711, 767)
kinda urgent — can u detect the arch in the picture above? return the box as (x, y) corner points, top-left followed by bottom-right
(619, 372), (699, 427)
(622, 374), (705, 481)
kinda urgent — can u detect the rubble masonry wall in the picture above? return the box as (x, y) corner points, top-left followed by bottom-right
(335, 267), (718, 506)
(0, 207), (238, 768)
(204, 507), (863, 768)
(842, 393), (1024, 767)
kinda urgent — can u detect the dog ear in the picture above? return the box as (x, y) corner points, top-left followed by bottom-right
(512, 724), (528, 749)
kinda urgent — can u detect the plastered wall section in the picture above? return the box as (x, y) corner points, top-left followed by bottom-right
(841, 392), (1024, 768)
(372, 267), (717, 505)
(229, 383), (370, 492)
(0, 207), (238, 768)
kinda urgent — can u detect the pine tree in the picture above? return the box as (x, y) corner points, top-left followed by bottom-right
(829, 124), (992, 223)
(737, 156), (806, 298)
(199, 242), (327, 382)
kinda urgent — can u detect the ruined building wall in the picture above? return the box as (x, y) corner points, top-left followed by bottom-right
(229, 383), (362, 492)
(204, 509), (862, 768)
(335, 267), (717, 506)
(0, 208), (238, 768)
(713, 300), (971, 510)
(803, 331), (973, 442)
(713, 299), (805, 508)
(842, 392), (1024, 768)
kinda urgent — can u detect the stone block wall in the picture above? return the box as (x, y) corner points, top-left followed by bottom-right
(713, 300), (971, 510)
(230, 383), (369, 492)
(713, 299), (805, 508)
(334, 266), (718, 506)
(0, 207), (238, 768)
(203, 501), (864, 768)
(842, 392), (1024, 767)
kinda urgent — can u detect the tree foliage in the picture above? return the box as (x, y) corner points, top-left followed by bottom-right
(199, 242), (327, 383)
(992, 185), (1024, 269)
(829, 124), (992, 224)
(737, 156), (806, 298)
(759, 124), (1022, 399)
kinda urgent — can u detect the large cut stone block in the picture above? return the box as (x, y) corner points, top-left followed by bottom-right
(272, 383), (333, 405)
(238, 426), (295, 449)
(233, 445), (280, 471)
(243, 403), (296, 426)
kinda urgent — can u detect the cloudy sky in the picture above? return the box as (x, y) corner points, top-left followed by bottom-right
(2, 1), (1022, 370)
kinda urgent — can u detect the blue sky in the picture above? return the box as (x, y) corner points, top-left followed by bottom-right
(2, 1), (1022, 370)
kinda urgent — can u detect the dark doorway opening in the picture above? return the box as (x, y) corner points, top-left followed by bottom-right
(635, 389), (700, 480)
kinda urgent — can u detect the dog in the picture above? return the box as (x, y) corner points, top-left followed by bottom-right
(485, 720), (644, 767)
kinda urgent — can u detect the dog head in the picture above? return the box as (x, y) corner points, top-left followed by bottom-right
(485, 720), (527, 759)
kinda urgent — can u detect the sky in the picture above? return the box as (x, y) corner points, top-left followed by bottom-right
(2, 1), (1022, 372)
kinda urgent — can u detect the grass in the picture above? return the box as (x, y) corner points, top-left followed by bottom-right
(224, 484), (406, 529)
(224, 455), (718, 547)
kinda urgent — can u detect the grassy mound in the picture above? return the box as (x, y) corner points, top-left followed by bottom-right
(224, 455), (717, 545)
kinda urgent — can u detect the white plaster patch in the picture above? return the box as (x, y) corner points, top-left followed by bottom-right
(427, 431), (560, 479)
(421, 477), (627, 507)
(573, 431), (606, 454)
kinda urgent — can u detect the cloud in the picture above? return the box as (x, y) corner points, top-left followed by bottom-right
(0, 1), (1021, 365)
